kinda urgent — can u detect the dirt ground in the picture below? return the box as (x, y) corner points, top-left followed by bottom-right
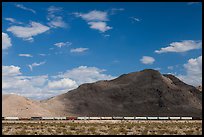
(2, 120), (202, 135)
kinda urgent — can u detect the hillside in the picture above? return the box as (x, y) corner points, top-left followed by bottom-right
(2, 69), (202, 118)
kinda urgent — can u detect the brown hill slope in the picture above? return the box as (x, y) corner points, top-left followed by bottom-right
(2, 94), (54, 117)
(42, 69), (202, 118)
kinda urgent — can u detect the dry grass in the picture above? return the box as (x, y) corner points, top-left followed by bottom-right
(2, 120), (202, 135)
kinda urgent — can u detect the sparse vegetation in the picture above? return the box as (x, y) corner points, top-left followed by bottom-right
(2, 120), (202, 135)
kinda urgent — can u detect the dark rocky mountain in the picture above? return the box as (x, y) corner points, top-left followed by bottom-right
(42, 69), (202, 118)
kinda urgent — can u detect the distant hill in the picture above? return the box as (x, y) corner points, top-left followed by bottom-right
(2, 94), (53, 117)
(2, 69), (202, 118)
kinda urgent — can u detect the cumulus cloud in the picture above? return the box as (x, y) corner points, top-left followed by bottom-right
(54, 41), (72, 48)
(177, 55), (202, 87)
(70, 48), (89, 53)
(15, 4), (36, 14)
(19, 54), (33, 57)
(55, 66), (116, 85)
(73, 10), (112, 33)
(2, 65), (115, 100)
(2, 66), (49, 100)
(2, 32), (12, 50)
(74, 10), (108, 21)
(155, 40), (202, 54)
(2, 65), (21, 76)
(48, 78), (77, 90)
(88, 21), (112, 32)
(7, 21), (50, 41)
(28, 61), (46, 71)
(140, 56), (155, 65)
(5, 18), (23, 24)
(47, 6), (67, 28)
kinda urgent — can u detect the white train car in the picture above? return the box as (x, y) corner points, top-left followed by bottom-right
(147, 117), (158, 120)
(158, 117), (169, 120)
(169, 117), (181, 120)
(181, 117), (193, 120)
(101, 117), (112, 120)
(54, 117), (66, 120)
(42, 117), (54, 120)
(135, 117), (147, 120)
(77, 117), (89, 120)
(89, 117), (101, 120)
(4, 117), (19, 120)
(112, 117), (123, 120)
(124, 117), (135, 120)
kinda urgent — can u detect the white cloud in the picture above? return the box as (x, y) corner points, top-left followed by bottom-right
(15, 4), (36, 14)
(103, 34), (110, 37)
(7, 22), (50, 41)
(2, 65), (21, 76)
(5, 18), (23, 24)
(2, 32), (12, 50)
(47, 6), (63, 14)
(88, 21), (112, 32)
(109, 8), (124, 15)
(154, 67), (161, 71)
(48, 16), (67, 28)
(54, 41), (72, 48)
(55, 66), (116, 85)
(155, 40), (202, 54)
(47, 6), (67, 28)
(2, 65), (115, 100)
(2, 66), (49, 100)
(73, 10), (112, 33)
(70, 48), (89, 53)
(167, 66), (174, 70)
(74, 10), (108, 21)
(39, 54), (46, 56)
(130, 17), (140, 22)
(28, 61), (46, 71)
(19, 54), (33, 57)
(48, 78), (77, 90)
(177, 55), (202, 87)
(187, 2), (201, 5)
(140, 56), (155, 65)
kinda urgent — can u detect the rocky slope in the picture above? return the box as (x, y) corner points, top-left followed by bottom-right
(42, 69), (202, 118)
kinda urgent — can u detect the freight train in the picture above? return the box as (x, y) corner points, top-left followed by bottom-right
(2, 116), (201, 121)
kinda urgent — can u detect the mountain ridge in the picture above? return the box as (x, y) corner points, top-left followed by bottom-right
(2, 69), (202, 118)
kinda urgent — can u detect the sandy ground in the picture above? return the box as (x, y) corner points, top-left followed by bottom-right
(2, 120), (202, 135)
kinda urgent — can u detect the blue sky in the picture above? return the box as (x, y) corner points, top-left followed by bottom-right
(2, 2), (202, 100)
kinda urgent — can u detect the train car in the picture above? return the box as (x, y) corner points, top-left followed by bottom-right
(54, 117), (66, 120)
(147, 117), (158, 120)
(31, 117), (42, 120)
(4, 117), (19, 120)
(169, 117), (181, 120)
(135, 117), (147, 120)
(180, 117), (193, 120)
(42, 117), (54, 120)
(19, 117), (30, 120)
(66, 117), (77, 120)
(89, 117), (101, 120)
(101, 117), (113, 120)
(112, 117), (123, 120)
(192, 117), (202, 120)
(124, 117), (135, 120)
(77, 117), (89, 120)
(158, 117), (169, 120)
